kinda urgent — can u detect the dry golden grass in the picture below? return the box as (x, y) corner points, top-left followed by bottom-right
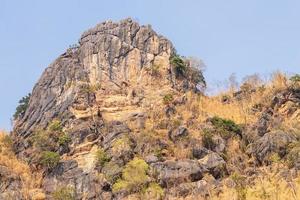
(211, 169), (300, 200)
(0, 131), (43, 199)
(175, 72), (293, 126)
(168, 167), (300, 200)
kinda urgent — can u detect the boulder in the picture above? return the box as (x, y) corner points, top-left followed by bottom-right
(247, 130), (297, 163)
(212, 135), (226, 153)
(43, 160), (106, 199)
(150, 159), (207, 187)
(198, 152), (227, 178)
(192, 147), (211, 159)
(168, 126), (189, 142)
(145, 154), (160, 164)
(169, 180), (211, 198)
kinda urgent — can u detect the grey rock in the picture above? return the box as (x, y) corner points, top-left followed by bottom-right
(168, 126), (189, 142)
(145, 154), (159, 164)
(198, 152), (227, 178)
(192, 147), (211, 159)
(212, 135), (226, 153)
(13, 18), (175, 140)
(247, 130), (297, 163)
(43, 160), (107, 200)
(150, 159), (207, 187)
(0, 166), (23, 200)
(169, 180), (212, 198)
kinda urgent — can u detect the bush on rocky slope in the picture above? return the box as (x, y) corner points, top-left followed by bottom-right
(40, 151), (60, 170)
(113, 157), (150, 193)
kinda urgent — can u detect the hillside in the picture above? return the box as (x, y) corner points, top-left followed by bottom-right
(1, 18), (300, 200)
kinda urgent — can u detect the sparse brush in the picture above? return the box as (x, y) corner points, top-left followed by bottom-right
(0, 131), (43, 199)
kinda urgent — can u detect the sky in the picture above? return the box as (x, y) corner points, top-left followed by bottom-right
(1, 0), (300, 130)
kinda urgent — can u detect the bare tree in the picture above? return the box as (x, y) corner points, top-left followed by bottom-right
(242, 73), (263, 88)
(228, 73), (239, 93)
(186, 56), (206, 72)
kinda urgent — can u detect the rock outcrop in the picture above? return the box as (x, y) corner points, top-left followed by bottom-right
(14, 18), (175, 138)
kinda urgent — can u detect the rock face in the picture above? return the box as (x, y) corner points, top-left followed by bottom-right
(11, 18), (208, 199)
(247, 130), (297, 163)
(0, 166), (23, 199)
(13, 18), (175, 139)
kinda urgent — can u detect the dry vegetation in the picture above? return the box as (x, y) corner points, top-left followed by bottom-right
(175, 72), (298, 126)
(0, 131), (43, 199)
(212, 167), (300, 200)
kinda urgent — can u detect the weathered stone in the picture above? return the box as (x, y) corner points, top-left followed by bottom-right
(43, 160), (105, 199)
(198, 152), (227, 178)
(168, 126), (189, 142)
(247, 130), (297, 163)
(150, 159), (207, 187)
(0, 166), (23, 200)
(13, 18), (175, 141)
(212, 135), (226, 153)
(169, 180), (211, 198)
(192, 147), (211, 159)
(145, 154), (159, 164)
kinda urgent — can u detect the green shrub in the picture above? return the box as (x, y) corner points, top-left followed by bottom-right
(290, 74), (300, 83)
(170, 55), (186, 77)
(13, 93), (31, 119)
(142, 183), (164, 200)
(95, 148), (110, 167)
(202, 129), (215, 150)
(40, 151), (60, 169)
(111, 136), (132, 157)
(52, 186), (75, 200)
(163, 94), (174, 105)
(113, 157), (149, 193)
(48, 119), (63, 132)
(58, 134), (71, 146)
(31, 130), (55, 150)
(290, 74), (300, 88)
(210, 116), (241, 138)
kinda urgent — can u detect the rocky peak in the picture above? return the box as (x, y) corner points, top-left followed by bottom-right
(13, 18), (176, 137)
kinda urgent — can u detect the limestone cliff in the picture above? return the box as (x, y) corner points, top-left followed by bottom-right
(14, 18), (175, 138)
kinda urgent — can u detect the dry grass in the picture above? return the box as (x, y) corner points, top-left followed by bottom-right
(168, 167), (300, 200)
(211, 169), (300, 200)
(175, 72), (293, 126)
(0, 131), (43, 199)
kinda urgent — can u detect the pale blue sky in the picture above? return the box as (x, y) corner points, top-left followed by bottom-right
(1, 0), (300, 130)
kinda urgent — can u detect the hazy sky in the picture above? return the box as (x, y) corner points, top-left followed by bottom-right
(1, 0), (300, 130)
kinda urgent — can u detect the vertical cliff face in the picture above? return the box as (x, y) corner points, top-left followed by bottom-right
(14, 18), (175, 138)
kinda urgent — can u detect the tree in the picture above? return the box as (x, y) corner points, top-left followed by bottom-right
(185, 57), (206, 91)
(170, 55), (186, 77)
(186, 56), (206, 72)
(242, 73), (263, 88)
(13, 93), (31, 119)
(228, 73), (239, 93)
